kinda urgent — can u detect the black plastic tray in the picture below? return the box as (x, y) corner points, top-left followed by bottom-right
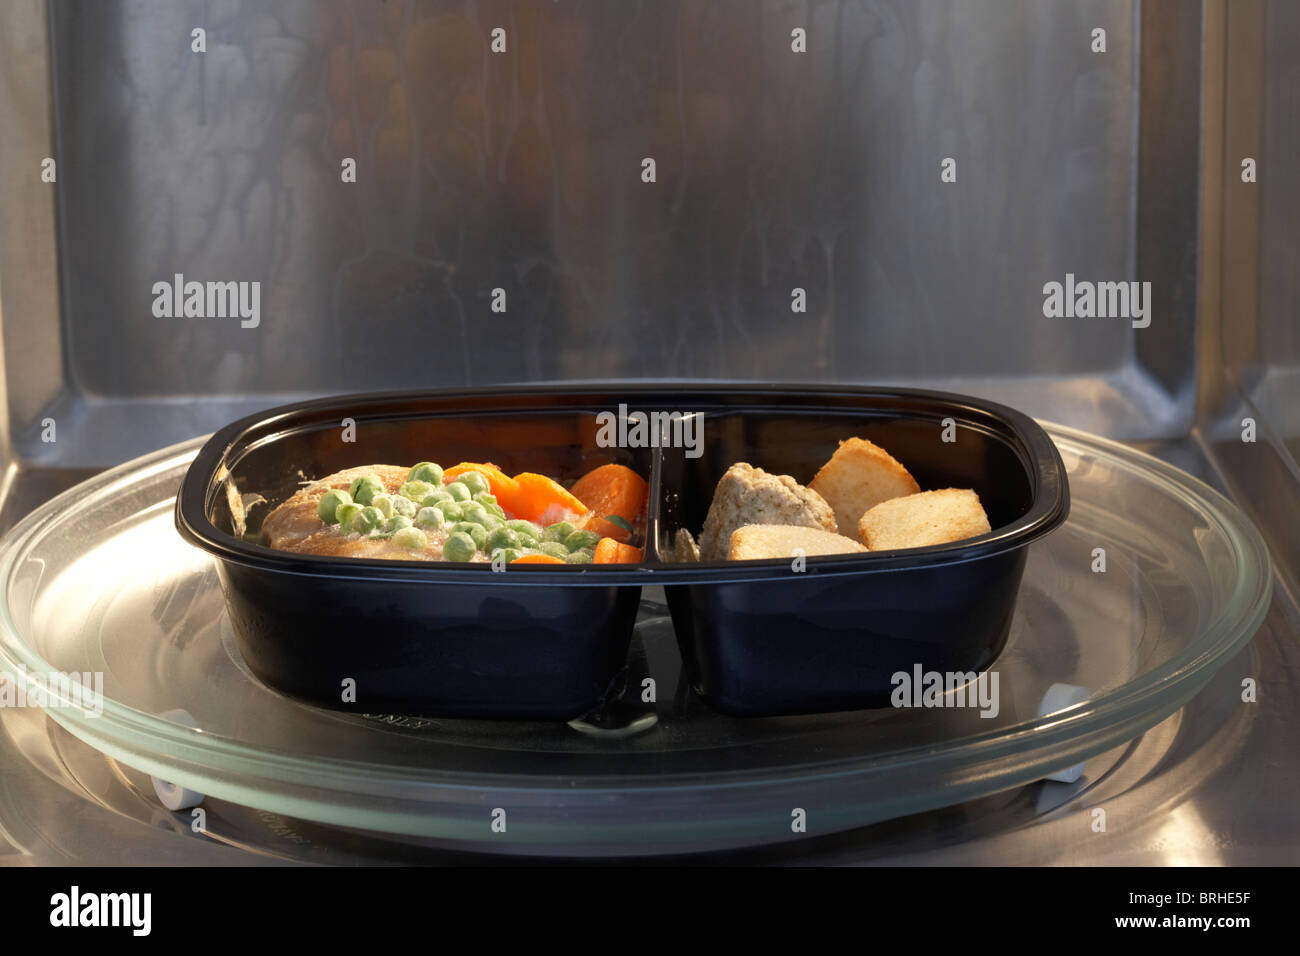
(175, 385), (1068, 719)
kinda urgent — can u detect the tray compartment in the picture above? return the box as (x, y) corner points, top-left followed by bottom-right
(178, 389), (660, 720)
(653, 388), (1067, 716)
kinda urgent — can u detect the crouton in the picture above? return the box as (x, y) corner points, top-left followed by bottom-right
(809, 438), (921, 537)
(857, 488), (992, 551)
(727, 524), (868, 560)
(698, 463), (837, 561)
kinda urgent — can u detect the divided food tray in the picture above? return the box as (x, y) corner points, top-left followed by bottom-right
(176, 385), (1068, 719)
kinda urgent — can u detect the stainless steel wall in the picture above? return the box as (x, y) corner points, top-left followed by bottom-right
(1195, 0), (1300, 600)
(0, 1), (1225, 465)
(1251, 0), (1300, 450)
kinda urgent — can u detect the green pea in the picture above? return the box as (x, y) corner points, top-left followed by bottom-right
(415, 507), (446, 530)
(487, 503), (508, 520)
(385, 515), (413, 534)
(348, 474), (385, 505)
(399, 480), (437, 503)
(434, 500), (464, 522)
(564, 548), (593, 564)
(506, 520), (541, 546)
(542, 521), (575, 543)
(455, 471), (490, 496)
(370, 493), (396, 518)
(446, 482), (472, 502)
(350, 506), (384, 534)
(443, 531), (478, 563)
(335, 502), (362, 530)
(536, 541), (570, 560)
(408, 462), (444, 485)
(478, 511), (504, 530)
(491, 547), (522, 565)
(513, 533), (534, 550)
(452, 522), (488, 550)
(563, 529), (601, 553)
(473, 492), (498, 509)
(317, 489), (352, 524)
(460, 502), (491, 525)
(392, 526), (428, 550)
(420, 488), (453, 507)
(486, 527), (520, 553)
(390, 495), (416, 518)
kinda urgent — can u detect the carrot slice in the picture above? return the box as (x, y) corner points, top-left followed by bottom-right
(442, 462), (523, 515)
(510, 553), (566, 564)
(593, 537), (643, 563)
(510, 472), (589, 525)
(569, 464), (648, 544)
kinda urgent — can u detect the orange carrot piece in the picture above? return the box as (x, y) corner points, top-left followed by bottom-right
(593, 537), (619, 563)
(593, 537), (643, 563)
(569, 464), (648, 544)
(510, 472), (589, 524)
(443, 462), (503, 482)
(509, 553), (566, 564)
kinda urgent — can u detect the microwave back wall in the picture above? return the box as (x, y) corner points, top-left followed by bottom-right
(0, 0), (1294, 480)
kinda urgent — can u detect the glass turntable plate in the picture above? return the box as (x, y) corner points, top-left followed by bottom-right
(0, 424), (1271, 856)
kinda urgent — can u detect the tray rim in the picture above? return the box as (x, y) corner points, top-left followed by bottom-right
(174, 383), (1070, 584)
